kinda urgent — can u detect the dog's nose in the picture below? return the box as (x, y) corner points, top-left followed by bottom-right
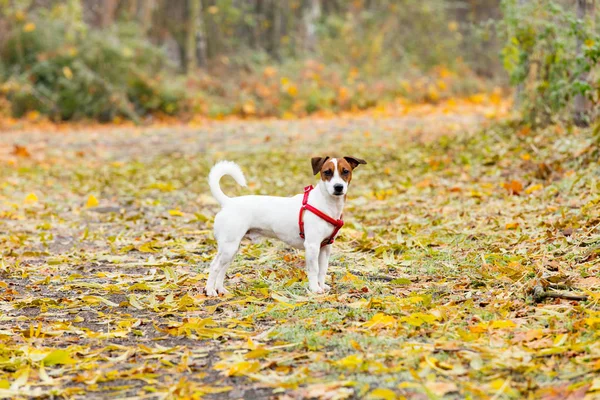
(333, 184), (344, 193)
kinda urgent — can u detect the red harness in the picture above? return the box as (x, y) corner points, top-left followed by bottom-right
(298, 185), (344, 247)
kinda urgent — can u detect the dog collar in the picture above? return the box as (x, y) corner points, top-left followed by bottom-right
(298, 185), (344, 247)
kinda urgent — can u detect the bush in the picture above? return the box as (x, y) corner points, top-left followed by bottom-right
(186, 55), (488, 119)
(0, 2), (185, 121)
(500, 0), (600, 126)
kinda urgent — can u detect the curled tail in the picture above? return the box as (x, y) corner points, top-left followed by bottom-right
(208, 161), (247, 205)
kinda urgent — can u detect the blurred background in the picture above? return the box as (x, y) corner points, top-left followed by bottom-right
(0, 0), (597, 126)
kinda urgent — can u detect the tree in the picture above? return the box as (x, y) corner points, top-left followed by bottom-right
(304, 0), (321, 54)
(101, 0), (119, 28)
(186, 0), (200, 72)
(574, 0), (595, 127)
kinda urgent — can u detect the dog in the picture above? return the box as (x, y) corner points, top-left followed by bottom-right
(204, 156), (367, 296)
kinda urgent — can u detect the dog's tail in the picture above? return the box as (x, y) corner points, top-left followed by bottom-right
(208, 161), (247, 206)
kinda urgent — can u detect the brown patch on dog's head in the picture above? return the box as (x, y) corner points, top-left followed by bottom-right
(311, 156), (330, 176)
(312, 156), (367, 183)
(319, 158), (336, 181)
(336, 158), (354, 183)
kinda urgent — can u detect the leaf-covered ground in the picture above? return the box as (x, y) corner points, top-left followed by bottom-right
(1, 97), (600, 399)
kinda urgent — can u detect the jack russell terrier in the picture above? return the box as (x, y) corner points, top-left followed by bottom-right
(205, 156), (367, 296)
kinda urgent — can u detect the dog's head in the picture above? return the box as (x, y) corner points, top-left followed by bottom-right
(311, 156), (367, 197)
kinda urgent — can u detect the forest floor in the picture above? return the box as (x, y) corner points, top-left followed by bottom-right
(1, 96), (600, 399)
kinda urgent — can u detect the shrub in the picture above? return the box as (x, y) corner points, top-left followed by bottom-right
(186, 56), (488, 119)
(500, 0), (600, 126)
(0, 2), (185, 121)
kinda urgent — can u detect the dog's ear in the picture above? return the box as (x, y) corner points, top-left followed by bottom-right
(311, 156), (330, 175)
(343, 156), (367, 170)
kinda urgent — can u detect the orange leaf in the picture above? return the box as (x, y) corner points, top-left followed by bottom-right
(502, 180), (523, 195)
(12, 145), (31, 157)
(506, 222), (519, 230)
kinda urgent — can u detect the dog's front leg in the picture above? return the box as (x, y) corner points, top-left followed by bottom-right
(305, 243), (323, 294)
(318, 245), (331, 291)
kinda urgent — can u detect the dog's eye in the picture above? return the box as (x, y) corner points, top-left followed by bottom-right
(342, 169), (349, 175)
(323, 170), (333, 176)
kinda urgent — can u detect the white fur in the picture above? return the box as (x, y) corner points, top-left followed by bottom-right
(208, 161), (247, 205)
(323, 158), (349, 197)
(205, 160), (346, 296)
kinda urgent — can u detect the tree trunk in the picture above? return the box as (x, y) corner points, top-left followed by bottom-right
(100, 0), (119, 28)
(271, 0), (282, 60)
(303, 0), (321, 54)
(138, 0), (156, 34)
(196, 0), (208, 67)
(186, 0), (200, 72)
(514, 0), (527, 110)
(574, 0), (595, 127)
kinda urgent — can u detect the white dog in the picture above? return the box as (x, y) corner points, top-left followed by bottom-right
(205, 156), (367, 296)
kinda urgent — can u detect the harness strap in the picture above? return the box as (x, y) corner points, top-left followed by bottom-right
(298, 185), (344, 247)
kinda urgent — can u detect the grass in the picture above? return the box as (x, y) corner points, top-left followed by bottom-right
(0, 98), (599, 398)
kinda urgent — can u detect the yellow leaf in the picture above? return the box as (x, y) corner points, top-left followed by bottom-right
(490, 378), (507, 390)
(525, 184), (543, 194)
(366, 388), (397, 400)
(39, 363), (53, 383)
(0, 380), (8, 389)
(24, 193), (38, 204)
(168, 209), (184, 217)
(364, 313), (397, 329)
(401, 312), (438, 327)
(245, 347), (270, 359)
(43, 349), (76, 366)
(585, 317), (600, 327)
(224, 360), (260, 376)
(139, 242), (158, 253)
(490, 320), (516, 329)
(23, 22), (36, 32)
(62, 66), (73, 80)
(506, 222), (519, 230)
(86, 195), (99, 208)
(82, 295), (119, 307)
(335, 354), (363, 370)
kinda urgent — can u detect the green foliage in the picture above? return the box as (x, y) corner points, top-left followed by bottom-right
(318, 1), (463, 76)
(500, 0), (600, 126)
(0, 1), (499, 122)
(0, 3), (184, 121)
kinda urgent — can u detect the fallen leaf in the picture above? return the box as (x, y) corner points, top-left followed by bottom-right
(86, 195), (99, 208)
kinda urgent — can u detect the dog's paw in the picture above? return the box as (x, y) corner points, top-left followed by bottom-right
(205, 287), (219, 297)
(216, 286), (230, 296)
(309, 284), (324, 294)
(320, 283), (331, 291)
